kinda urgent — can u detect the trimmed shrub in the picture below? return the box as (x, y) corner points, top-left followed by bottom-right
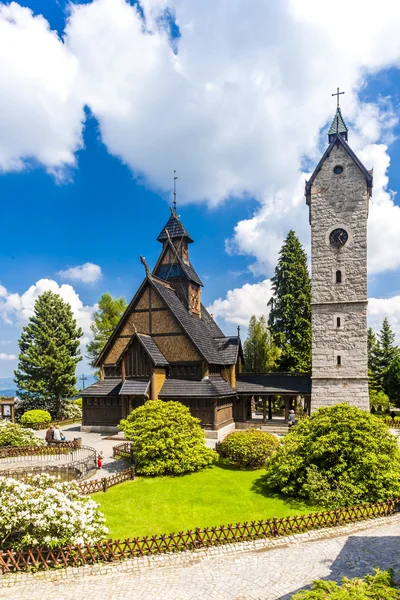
(291, 569), (400, 599)
(0, 421), (44, 447)
(20, 409), (51, 428)
(119, 400), (217, 476)
(0, 473), (108, 550)
(264, 404), (400, 508)
(74, 397), (83, 408)
(220, 430), (279, 468)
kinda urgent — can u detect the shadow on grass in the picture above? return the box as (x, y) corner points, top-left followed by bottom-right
(251, 472), (317, 511)
(214, 458), (264, 472)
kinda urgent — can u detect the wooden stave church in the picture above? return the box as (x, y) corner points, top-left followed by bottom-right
(81, 208), (311, 434)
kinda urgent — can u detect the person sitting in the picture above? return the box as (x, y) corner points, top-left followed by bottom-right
(53, 425), (63, 443)
(45, 425), (54, 445)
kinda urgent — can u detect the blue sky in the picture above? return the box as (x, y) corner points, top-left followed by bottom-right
(1, 0), (400, 378)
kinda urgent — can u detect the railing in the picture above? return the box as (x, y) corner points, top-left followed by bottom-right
(79, 467), (135, 495)
(382, 417), (400, 427)
(0, 444), (97, 481)
(0, 498), (398, 574)
(112, 442), (134, 462)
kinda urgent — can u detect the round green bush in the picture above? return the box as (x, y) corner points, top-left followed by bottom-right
(74, 397), (83, 408)
(220, 430), (279, 468)
(119, 400), (217, 476)
(264, 404), (400, 508)
(20, 409), (52, 428)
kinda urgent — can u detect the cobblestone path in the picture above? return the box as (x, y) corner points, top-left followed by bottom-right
(1, 517), (399, 600)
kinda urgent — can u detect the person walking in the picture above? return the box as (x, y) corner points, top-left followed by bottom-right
(97, 450), (104, 470)
(45, 425), (54, 444)
(288, 409), (296, 428)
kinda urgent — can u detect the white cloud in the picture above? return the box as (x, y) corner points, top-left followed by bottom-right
(58, 262), (102, 284)
(0, 279), (96, 345)
(0, 353), (16, 361)
(207, 279), (273, 327)
(368, 296), (400, 344)
(0, 2), (84, 174)
(1, 0), (400, 278)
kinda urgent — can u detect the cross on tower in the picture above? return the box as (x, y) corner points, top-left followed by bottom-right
(79, 373), (87, 390)
(332, 87), (345, 109)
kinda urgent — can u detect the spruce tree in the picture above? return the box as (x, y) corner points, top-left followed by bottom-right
(367, 327), (381, 392)
(268, 230), (311, 372)
(376, 317), (399, 393)
(86, 293), (127, 369)
(14, 291), (83, 418)
(243, 315), (280, 372)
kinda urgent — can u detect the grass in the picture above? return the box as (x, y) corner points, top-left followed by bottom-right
(93, 461), (320, 539)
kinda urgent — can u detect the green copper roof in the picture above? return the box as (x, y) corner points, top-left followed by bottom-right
(328, 108), (348, 135)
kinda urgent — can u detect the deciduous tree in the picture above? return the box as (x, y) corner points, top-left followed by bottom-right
(86, 293), (127, 369)
(243, 315), (280, 372)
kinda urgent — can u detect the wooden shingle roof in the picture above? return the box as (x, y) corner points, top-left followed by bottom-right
(156, 213), (194, 243)
(236, 373), (311, 395)
(159, 376), (235, 398)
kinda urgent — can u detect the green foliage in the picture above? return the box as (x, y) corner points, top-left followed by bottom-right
(20, 409), (51, 427)
(14, 291), (83, 419)
(369, 389), (390, 412)
(220, 430), (279, 468)
(268, 230), (311, 373)
(0, 421), (44, 447)
(86, 293), (127, 369)
(59, 400), (82, 421)
(119, 400), (217, 476)
(291, 569), (400, 599)
(263, 404), (400, 508)
(367, 328), (381, 392)
(386, 355), (400, 408)
(243, 315), (280, 372)
(74, 397), (83, 408)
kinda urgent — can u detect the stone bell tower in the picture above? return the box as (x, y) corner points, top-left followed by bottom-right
(305, 97), (373, 411)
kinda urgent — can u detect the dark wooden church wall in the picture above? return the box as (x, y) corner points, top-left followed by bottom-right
(125, 339), (152, 378)
(82, 397), (122, 426)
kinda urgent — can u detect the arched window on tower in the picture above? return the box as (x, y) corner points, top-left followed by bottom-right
(336, 270), (342, 284)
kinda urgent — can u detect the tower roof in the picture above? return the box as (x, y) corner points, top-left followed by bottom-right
(328, 108), (348, 142)
(156, 212), (194, 244)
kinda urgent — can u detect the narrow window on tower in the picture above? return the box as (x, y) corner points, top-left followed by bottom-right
(336, 270), (342, 283)
(337, 355), (342, 367)
(336, 317), (341, 328)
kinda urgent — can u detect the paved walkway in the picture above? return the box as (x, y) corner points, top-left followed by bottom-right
(1, 517), (399, 599)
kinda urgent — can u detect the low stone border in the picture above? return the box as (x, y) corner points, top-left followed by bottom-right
(1, 513), (399, 589)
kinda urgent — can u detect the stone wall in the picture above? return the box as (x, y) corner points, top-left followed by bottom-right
(310, 141), (370, 411)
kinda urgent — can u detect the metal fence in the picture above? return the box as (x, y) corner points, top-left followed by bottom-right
(112, 442), (134, 462)
(0, 498), (398, 574)
(0, 443), (97, 480)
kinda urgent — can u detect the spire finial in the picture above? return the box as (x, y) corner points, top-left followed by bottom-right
(173, 170), (178, 216)
(332, 87), (345, 109)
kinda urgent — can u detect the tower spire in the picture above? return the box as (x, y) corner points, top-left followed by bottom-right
(173, 170), (178, 216)
(328, 88), (348, 143)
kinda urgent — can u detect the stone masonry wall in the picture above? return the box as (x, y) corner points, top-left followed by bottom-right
(310, 141), (369, 411)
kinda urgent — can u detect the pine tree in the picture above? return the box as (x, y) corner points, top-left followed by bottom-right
(268, 230), (311, 372)
(376, 317), (399, 393)
(367, 327), (381, 392)
(243, 315), (280, 372)
(385, 355), (400, 407)
(86, 293), (127, 369)
(14, 291), (83, 418)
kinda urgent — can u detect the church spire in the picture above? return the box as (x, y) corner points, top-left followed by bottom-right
(328, 88), (348, 143)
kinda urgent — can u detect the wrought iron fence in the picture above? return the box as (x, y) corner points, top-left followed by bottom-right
(0, 498), (397, 574)
(0, 444), (97, 480)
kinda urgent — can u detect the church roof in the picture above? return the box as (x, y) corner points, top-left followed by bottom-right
(137, 334), (169, 366)
(153, 238), (203, 286)
(82, 378), (122, 396)
(156, 212), (194, 243)
(328, 108), (348, 138)
(159, 376), (236, 399)
(236, 373), (311, 395)
(214, 336), (241, 364)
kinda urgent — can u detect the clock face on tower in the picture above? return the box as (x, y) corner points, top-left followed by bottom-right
(329, 228), (348, 248)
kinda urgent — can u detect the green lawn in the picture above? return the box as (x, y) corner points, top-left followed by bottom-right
(93, 461), (319, 539)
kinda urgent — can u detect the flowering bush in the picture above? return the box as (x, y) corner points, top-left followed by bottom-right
(59, 400), (82, 421)
(0, 421), (44, 447)
(0, 473), (108, 550)
(20, 409), (51, 428)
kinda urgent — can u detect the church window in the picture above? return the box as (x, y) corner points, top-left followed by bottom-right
(333, 165), (343, 174)
(337, 355), (341, 366)
(336, 270), (342, 283)
(336, 317), (341, 328)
